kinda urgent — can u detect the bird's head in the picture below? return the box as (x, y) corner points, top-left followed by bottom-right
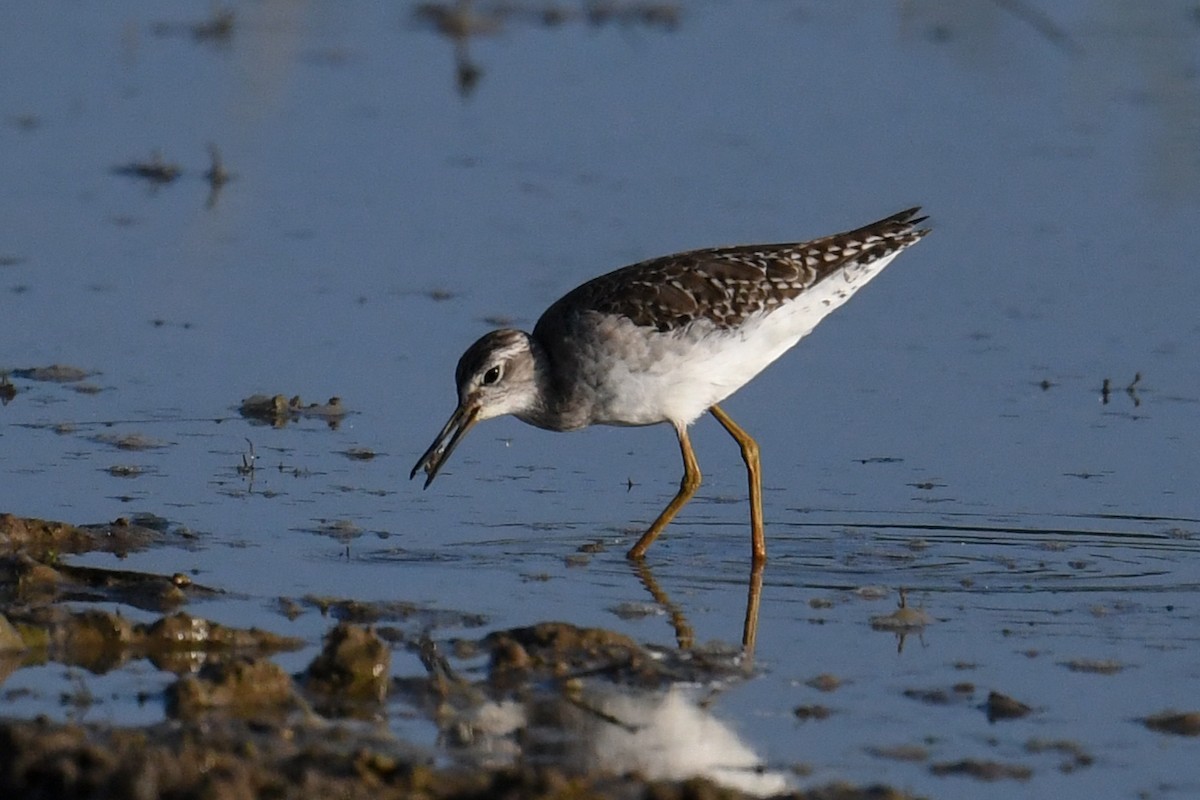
(411, 329), (539, 487)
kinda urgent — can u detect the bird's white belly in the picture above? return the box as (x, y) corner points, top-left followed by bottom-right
(577, 250), (899, 427)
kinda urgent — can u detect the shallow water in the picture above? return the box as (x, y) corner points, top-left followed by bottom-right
(3, 1), (1200, 797)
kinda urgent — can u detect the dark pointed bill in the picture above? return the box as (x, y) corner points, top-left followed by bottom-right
(410, 403), (479, 489)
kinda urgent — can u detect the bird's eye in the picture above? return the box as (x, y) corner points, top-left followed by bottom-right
(482, 366), (502, 386)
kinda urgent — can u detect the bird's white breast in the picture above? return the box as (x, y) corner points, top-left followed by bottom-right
(574, 250), (901, 428)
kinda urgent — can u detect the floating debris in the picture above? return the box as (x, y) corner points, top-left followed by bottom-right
(1101, 372), (1143, 407)
(929, 759), (1032, 782)
(585, 1), (680, 29)
(1126, 372), (1142, 406)
(237, 438), (257, 477)
(1059, 658), (1124, 675)
(0, 373), (16, 405)
(6, 115), (39, 132)
(1024, 738), (1093, 772)
(793, 704), (833, 722)
(985, 690), (1032, 722)
(1143, 710), (1200, 737)
(90, 432), (170, 451)
(607, 601), (660, 621)
(104, 465), (146, 478)
(190, 7), (235, 42)
(903, 683), (976, 708)
(414, 1), (680, 96)
(866, 744), (929, 763)
(309, 519), (363, 543)
(204, 143), (233, 208)
(415, 0), (680, 35)
(10, 364), (93, 383)
(990, 0), (1077, 53)
(414, 2), (503, 39)
(239, 394), (347, 429)
(804, 673), (843, 692)
(150, 6), (235, 43)
(869, 589), (932, 632)
(112, 151), (181, 185)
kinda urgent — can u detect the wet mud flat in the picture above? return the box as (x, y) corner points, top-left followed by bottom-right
(0, 513), (912, 800)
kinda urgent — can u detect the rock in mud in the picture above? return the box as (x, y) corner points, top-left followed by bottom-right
(0, 614), (27, 653)
(483, 622), (657, 690)
(303, 622), (390, 709)
(239, 394), (346, 427)
(7, 606), (302, 675)
(0, 513), (162, 559)
(166, 656), (299, 720)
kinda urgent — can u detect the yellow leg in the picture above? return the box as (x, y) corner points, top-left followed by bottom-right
(632, 560), (694, 650)
(742, 561), (764, 659)
(627, 424), (701, 560)
(709, 404), (767, 566)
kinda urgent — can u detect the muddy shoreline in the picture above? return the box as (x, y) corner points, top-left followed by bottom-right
(0, 513), (912, 799)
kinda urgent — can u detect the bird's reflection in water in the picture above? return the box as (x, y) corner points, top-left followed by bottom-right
(633, 558), (764, 662)
(453, 682), (788, 796)
(427, 557), (777, 794)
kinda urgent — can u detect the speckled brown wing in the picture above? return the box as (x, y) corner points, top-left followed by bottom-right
(535, 207), (929, 335)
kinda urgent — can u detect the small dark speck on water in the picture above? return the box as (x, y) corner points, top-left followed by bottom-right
(482, 315), (514, 327)
(113, 152), (180, 185)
